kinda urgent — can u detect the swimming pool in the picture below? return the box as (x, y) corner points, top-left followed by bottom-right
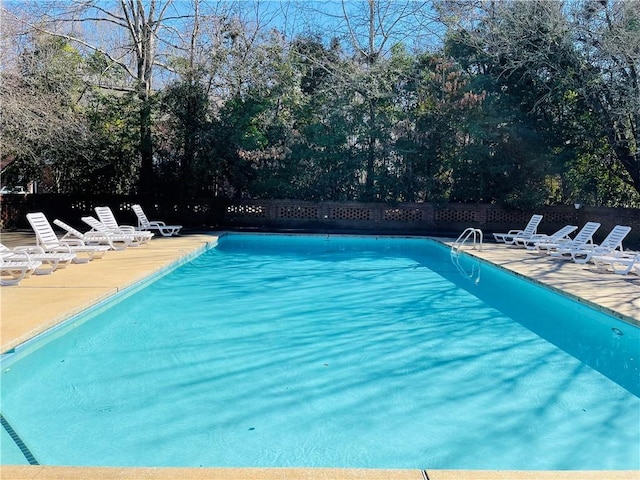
(1, 233), (638, 469)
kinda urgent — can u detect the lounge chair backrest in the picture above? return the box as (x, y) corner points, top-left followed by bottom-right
(523, 214), (543, 236)
(550, 225), (577, 240)
(95, 206), (121, 230)
(0, 243), (13, 257)
(82, 216), (109, 232)
(53, 219), (84, 239)
(599, 225), (631, 250)
(27, 212), (61, 249)
(131, 204), (151, 229)
(572, 222), (601, 245)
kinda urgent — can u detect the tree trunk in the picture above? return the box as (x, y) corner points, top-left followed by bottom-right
(590, 89), (640, 194)
(136, 1), (157, 199)
(364, 99), (376, 200)
(611, 138), (640, 194)
(181, 85), (197, 202)
(138, 93), (154, 199)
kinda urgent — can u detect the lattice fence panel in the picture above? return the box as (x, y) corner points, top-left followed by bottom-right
(543, 211), (577, 223)
(435, 209), (478, 223)
(114, 201), (135, 213)
(278, 206), (319, 220)
(383, 208), (423, 222)
(70, 200), (93, 211)
(189, 204), (211, 214)
(330, 207), (371, 221)
(226, 204), (267, 218)
(486, 210), (531, 224)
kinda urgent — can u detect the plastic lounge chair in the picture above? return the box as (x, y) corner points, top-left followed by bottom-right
(592, 250), (640, 275)
(80, 216), (146, 247)
(0, 251), (42, 286)
(551, 225), (632, 264)
(0, 243), (74, 274)
(132, 204), (182, 237)
(515, 225), (578, 250)
(26, 212), (109, 263)
(493, 214), (543, 245)
(95, 206), (153, 244)
(537, 222), (601, 255)
(54, 219), (130, 251)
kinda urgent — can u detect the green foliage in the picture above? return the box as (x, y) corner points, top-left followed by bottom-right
(439, 0), (640, 205)
(82, 92), (141, 194)
(155, 80), (214, 199)
(3, 0), (638, 207)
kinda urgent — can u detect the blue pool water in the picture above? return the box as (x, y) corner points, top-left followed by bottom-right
(1, 233), (639, 469)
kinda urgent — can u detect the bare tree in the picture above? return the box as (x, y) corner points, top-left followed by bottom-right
(0, 8), (96, 191)
(5, 0), (199, 196)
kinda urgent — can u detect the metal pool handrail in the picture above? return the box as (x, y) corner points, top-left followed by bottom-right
(451, 227), (483, 255)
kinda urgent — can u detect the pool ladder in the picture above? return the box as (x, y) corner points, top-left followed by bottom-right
(451, 228), (483, 255)
(451, 228), (483, 284)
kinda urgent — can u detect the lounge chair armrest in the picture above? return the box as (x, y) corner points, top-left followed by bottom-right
(149, 221), (167, 227)
(8, 250), (32, 262)
(117, 225), (137, 234)
(59, 239), (86, 247)
(84, 231), (109, 239)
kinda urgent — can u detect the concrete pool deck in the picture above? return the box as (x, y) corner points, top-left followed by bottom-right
(0, 231), (217, 353)
(1, 230), (638, 480)
(453, 240), (640, 326)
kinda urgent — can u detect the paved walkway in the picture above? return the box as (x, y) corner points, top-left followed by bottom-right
(1, 231), (216, 352)
(1, 230), (638, 480)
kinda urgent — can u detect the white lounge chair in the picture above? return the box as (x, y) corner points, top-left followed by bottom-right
(132, 204), (182, 237)
(515, 225), (578, 250)
(95, 206), (153, 244)
(54, 219), (130, 251)
(551, 225), (632, 264)
(0, 243), (75, 274)
(493, 214), (543, 245)
(537, 222), (601, 255)
(0, 251), (42, 286)
(26, 212), (109, 263)
(592, 250), (640, 275)
(80, 216), (146, 247)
